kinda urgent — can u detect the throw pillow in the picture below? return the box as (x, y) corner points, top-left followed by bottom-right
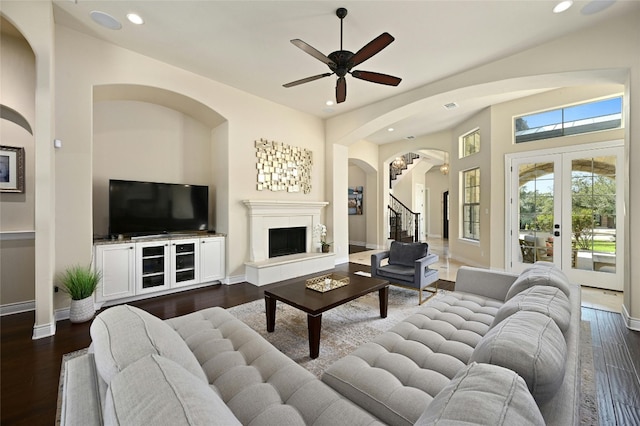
(415, 362), (545, 426)
(388, 241), (428, 267)
(491, 285), (571, 333)
(470, 311), (567, 404)
(104, 354), (241, 425)
(505, 265), (572, 301)
(91, 305), (207, 385)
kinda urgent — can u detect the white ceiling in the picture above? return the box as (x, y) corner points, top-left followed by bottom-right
(51, 0), (637, 144)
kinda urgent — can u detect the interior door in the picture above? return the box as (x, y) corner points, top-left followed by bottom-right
(508, 144), (623, 291)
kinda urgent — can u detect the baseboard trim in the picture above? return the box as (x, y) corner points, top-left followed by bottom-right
(621, 304), (640, 331)
(0, 300), (35, 316)
(32, 321), (56, 339)
(225, 274), (246, 285)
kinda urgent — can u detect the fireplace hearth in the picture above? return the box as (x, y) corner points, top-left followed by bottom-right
(269, 227), (306, 258)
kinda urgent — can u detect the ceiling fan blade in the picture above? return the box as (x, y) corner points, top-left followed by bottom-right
(336, 76), (347, 103)
(283, 73), (333, 88)
(350, 32), (395, 68)
(291, 39), (336, 67)
(351, 70), (402, 86)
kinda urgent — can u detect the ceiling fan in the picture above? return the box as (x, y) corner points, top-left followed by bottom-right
(283, 7), (402, 104)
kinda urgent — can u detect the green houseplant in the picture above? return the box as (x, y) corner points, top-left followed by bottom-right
(59, 264), (102, 323)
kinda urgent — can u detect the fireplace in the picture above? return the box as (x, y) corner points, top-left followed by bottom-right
(243, 200), (333, 286)
(269, 227), (306, 258)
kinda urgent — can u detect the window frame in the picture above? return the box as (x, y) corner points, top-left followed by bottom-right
(460, 128), (480, 158)
(461, 167), (480, 241)
(514, 96), (623, 144)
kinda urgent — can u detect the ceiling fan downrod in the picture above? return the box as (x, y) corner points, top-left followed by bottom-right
(337, 7), (347, 51)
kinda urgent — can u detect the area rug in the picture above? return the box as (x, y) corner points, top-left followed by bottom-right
(228, 285), (437, 377)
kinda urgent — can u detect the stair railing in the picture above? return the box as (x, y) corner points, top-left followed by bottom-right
(389, 194), (420, 242)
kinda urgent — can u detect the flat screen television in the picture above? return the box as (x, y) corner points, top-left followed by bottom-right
(109, 179), (209, 237)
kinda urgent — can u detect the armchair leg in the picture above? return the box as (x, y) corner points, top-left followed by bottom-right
(419, 281), (438, 305)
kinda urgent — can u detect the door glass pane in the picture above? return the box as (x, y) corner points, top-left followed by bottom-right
(571, 156), (616, 273)
(518, 162), (554, 264)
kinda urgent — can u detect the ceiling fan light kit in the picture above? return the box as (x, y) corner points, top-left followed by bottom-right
(283, 7), (402, 104)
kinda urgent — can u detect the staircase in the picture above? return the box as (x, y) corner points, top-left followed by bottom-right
(388, 194), (420, 243)
(389, 153), (420, 188)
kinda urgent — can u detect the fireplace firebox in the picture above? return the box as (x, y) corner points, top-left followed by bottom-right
(269, 227), (306, 258)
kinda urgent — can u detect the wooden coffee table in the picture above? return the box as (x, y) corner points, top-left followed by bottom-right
(264, 272), (389, 359)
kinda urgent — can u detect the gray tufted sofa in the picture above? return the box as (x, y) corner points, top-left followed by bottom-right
(322, 263), (581, 425)
(61, 262), (580, 425)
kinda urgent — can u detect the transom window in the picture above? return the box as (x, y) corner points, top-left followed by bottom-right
(462, 168), (480, 241)
(461, 129), (480, 158)
(514, 96), (622, 144)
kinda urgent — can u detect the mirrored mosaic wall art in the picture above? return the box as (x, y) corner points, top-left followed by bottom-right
(255, 139), (312, 194)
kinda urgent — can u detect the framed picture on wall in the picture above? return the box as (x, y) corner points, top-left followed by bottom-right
(0, 145), (25, 193)
(348, 186), (363, 215)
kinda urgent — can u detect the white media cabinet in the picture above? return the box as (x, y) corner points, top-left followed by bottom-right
(93, 234), (225, 306)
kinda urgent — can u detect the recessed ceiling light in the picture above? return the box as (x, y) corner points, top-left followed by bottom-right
(126, 13), (144, 25)
(553, 1), (574, 13)
(325, 100), (334, 106)
(90, 11), (122, 30)
(388, 128), (395, 132)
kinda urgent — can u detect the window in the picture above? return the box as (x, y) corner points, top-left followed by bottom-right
(462, 168), (480, 240)
(514, 96), (622, 143)
(461, 130), (480, 157)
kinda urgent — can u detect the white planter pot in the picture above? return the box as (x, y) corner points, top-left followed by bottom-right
(69, 296), (95, 323)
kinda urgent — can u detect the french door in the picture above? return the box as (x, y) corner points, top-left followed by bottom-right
(507, 142), (624, 291)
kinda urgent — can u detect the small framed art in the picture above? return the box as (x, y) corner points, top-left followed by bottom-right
(0, 145), (25, 193)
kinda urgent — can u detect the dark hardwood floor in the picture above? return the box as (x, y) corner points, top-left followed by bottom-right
(1, 262), (639, 425)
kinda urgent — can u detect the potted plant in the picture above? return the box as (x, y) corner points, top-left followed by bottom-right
(314, 223), (332, 253)
(58, 264), (102, 323)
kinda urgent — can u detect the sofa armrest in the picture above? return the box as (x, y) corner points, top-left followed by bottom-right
(454, 266), (519, 301)
(60, 353), (103, 426)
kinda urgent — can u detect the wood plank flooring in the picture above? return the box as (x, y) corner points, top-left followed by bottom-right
(1, 262), (639, 425)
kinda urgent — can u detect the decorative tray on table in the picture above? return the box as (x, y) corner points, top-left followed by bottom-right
(305, 273), (350, 293)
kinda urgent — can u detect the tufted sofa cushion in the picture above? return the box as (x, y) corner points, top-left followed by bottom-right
(492, 285), (571, 333)
(470, 310), (567, 404)
(104, 354), (241, 425)
(505, 265), (572, 301)
(414, 362), (545, 425)
(166, 307), (382, 426)
(90, 305), (207, 385)
(321, 291), (503, 426)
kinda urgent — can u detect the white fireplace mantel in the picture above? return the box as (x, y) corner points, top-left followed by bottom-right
(242, 200), (332, 285)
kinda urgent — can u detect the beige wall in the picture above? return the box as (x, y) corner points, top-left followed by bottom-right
(50, 24), (325, 310)
(425, 167), (448, 239)
(0, 23), (36, 307)
(92, 100), (214, 237)
(327, 11), (640, 326)
(348, 165), (366, 245)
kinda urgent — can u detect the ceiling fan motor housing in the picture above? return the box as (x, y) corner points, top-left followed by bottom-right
(328, 50), (355, 77)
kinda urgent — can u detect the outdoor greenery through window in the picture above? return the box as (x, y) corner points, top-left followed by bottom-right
(462, 168), (480, 241)
(461, 129), (480, 157)
(514, 97), (622, 143)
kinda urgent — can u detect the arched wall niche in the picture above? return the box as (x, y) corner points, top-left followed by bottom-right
(93, 84), (227, 128)
(92, 84), (229, 237)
